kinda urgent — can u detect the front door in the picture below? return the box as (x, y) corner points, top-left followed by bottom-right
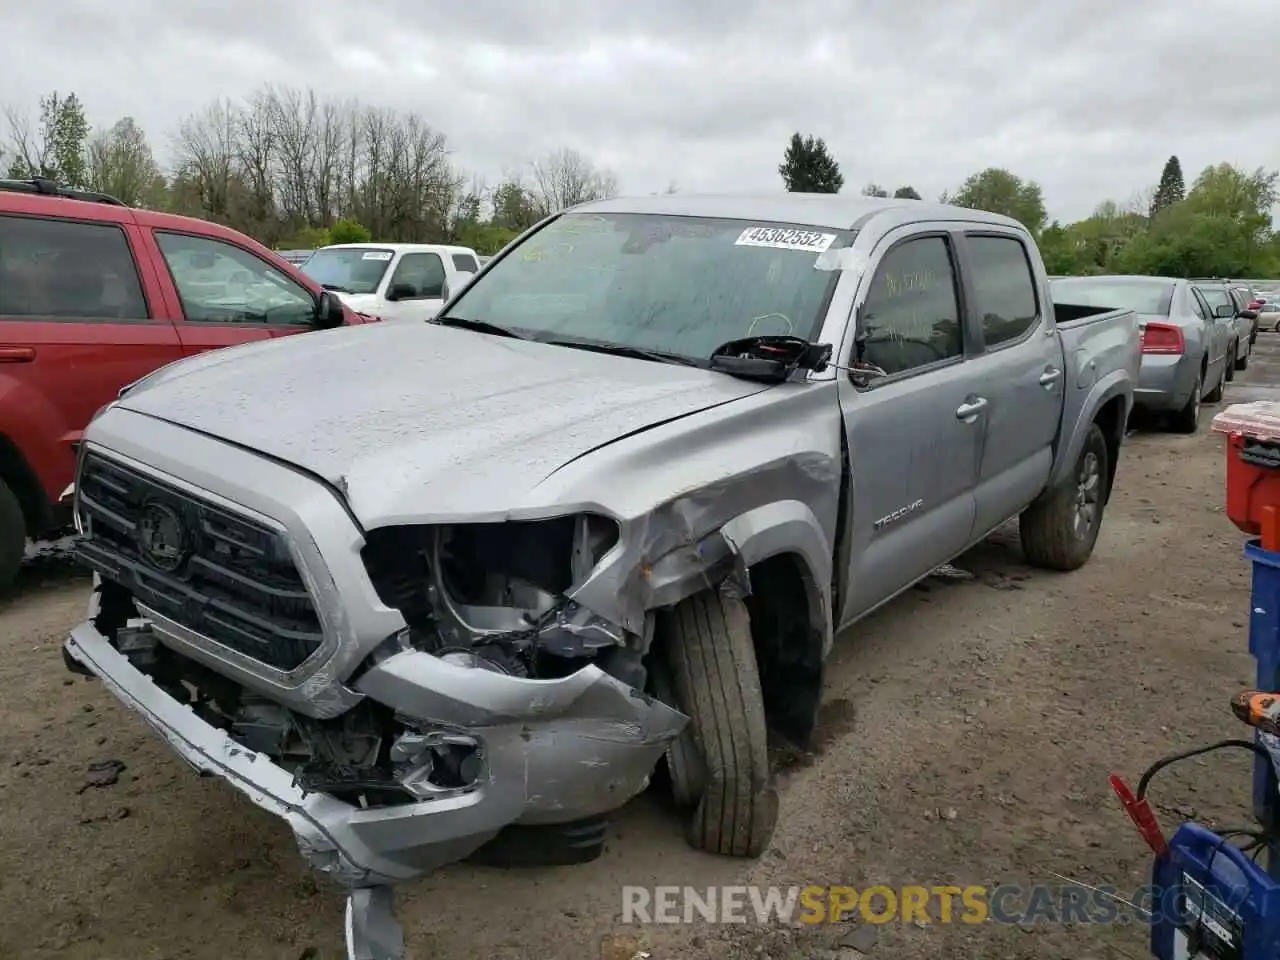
(143, 230), (319, 353)
(379, 251), (448, 321)
(957, 231), (1064, 537)
(837, 228), (985, 623)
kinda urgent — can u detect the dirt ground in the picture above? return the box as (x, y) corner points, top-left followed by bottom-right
(3, 339), (1278, 960)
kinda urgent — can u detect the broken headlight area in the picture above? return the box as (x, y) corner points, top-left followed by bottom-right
(359, 514), (641, 685)
(92, 580), (488, 810)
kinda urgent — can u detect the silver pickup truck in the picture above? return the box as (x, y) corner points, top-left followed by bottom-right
(63, 195), (1139, 953)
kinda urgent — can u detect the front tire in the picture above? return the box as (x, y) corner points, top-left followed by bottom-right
(1237, 344), (1250, 371)
(660, 590), (777, 858)
(1020, 423), (1109, 572)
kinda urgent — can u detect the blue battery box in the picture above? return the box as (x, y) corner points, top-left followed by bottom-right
(1151, 823), (1280, 958)
(1246, 539), (1280, 839)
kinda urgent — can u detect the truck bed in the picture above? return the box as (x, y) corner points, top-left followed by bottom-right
(1048, 302), (1141, 487)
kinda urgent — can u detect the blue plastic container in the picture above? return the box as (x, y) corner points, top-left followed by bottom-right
(1246, 539), (1280, 849)
(1151, 822), (1280, 958)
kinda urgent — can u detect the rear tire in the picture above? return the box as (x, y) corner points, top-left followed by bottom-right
(1237, 345), (1250, 371)
(661, 589), (777, 858)
(0, 478), (23, 592)
(1020, 423), (1109, 572)
(1226, 344), (1237, 381)
(1170, 374), (1203, 434)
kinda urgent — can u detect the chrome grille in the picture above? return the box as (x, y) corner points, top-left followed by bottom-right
(73, 450), (324, 672)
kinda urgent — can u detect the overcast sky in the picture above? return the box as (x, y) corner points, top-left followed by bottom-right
(2, 0), (1276, 224)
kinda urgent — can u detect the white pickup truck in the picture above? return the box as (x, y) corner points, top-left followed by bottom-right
(299, 242), (482, 321)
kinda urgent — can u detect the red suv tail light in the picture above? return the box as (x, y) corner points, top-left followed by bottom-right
(1140, 323), (1185, 355)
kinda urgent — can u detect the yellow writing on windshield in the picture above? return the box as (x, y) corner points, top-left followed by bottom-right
(520, 241), (575, 263)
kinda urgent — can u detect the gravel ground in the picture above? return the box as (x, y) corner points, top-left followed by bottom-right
(2, 336), (1278, 960)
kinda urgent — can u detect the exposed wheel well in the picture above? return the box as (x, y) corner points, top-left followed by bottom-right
(0, 434), (52, 538)
(743, 553), (824, 748)
(1092, 396), (1126, 503)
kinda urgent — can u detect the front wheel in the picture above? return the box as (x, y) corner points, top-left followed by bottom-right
(1237, 345), (1250, 371)
(659, 589), (777, 858)
(1020, 423), (1109, 572)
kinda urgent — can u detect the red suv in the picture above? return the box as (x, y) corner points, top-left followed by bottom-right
(0, 177), (371, 587)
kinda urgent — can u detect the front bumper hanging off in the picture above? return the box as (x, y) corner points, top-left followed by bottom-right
(64, 619), (688, 888)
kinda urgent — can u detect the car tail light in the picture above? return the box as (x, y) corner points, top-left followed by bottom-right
(1140, 323), (1184, 355)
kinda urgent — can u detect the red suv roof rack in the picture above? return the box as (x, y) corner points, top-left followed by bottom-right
(0, 176), (127, 207)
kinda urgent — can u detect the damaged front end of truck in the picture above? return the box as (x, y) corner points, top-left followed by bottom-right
(63, 443), (691, 958)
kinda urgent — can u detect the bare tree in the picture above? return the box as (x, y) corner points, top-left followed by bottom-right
(172, 99), (239, 221)
(86, 117), (163, 206)
(529, 147), (619, 215)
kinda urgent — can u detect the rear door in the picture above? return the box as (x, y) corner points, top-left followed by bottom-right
(955, 230), (1064, 537)
(141, 229), (321, 353)
(0, 207), (182, 506)
(838, 226), (986, 621)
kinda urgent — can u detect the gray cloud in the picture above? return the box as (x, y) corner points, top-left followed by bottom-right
(2, 0), (1277, 222)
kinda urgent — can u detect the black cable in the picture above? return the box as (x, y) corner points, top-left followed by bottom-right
(1137, 739), (1270, 800)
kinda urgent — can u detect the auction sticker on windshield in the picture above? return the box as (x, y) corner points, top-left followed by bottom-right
(362, 251), (393, 261)
(735, 226), (837, 253)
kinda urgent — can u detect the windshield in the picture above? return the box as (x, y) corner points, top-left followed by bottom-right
(1051, 278), (1175, 315)
(301, 247), (394, 295)
(440, 213), (853, 361)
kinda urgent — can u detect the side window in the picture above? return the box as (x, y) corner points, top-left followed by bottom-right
(1190, 290), (1209, 321)
(857, 236), (963, 381)
(966, 235), (1039, 348)
(155, 231), (315, 326)
(451, 253), (479, 274)
(0, 214), (147, 321)
(388, 253), (447, 299)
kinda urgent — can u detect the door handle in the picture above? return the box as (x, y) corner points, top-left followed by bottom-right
(0, 346), (35, 363)
(955, 397), (988, 422)
(1039, 367), (1062, 387)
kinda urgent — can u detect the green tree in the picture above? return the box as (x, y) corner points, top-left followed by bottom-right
(945, 168), (1047, 233)
(86, 117), (164, 206)
(778, 133), (844, 193)
(5, 91), (91, 186)
(861, 183), (888, 198)
(1150, 155), (1185, 218)
(328, 218), (372, 244)
(893, 185), (922, 200)
(490, 180), (540, 231)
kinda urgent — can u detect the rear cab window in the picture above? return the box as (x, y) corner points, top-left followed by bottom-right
(451, 253), (479, 274)
(0, 214), (148, 320)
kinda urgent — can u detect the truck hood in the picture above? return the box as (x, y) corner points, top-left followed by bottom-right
(114, 323), (769, 524)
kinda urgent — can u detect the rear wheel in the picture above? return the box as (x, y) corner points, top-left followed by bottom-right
(1170, 374), (1202, 434)
(1020, 423), (1109, 571)
(0, 478), (24, 592)
(1237, 343), (1250, 371)
(660, 589), (777, 858)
